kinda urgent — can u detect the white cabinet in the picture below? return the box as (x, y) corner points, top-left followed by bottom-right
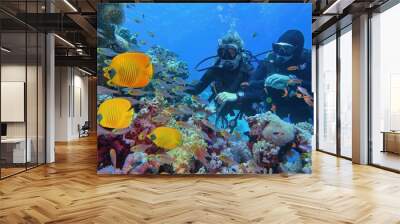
(1, 138), (31, 163)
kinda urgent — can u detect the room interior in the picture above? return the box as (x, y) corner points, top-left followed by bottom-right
(0, 30), (46, 178)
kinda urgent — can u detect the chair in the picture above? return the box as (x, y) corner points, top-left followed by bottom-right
(78, 121), (90, 138)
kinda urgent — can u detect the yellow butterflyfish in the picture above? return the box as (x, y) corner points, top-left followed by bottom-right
(97, 98), (134, 129)
(147, 127), (182, 150)
(103, 52), (153, 88)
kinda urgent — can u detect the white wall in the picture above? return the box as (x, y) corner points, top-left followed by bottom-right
(54, 67), (89, 141)
(55, 66), (69, 141)
(72, 73), (89, 138)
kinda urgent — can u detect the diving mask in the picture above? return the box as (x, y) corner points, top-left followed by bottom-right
(216, 44), (241, 70)
(272, 42), (295, 57)
(217, 44), (239, 60)
(218, 58), (240, 71)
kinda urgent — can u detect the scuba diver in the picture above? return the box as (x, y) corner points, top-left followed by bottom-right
(216, 29), (313, 123)
(186, 31), (254, 129)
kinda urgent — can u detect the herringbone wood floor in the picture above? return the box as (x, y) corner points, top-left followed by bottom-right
(1, 136), (400, 224)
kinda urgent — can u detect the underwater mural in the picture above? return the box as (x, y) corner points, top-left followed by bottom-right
(97, 3), (313, 175)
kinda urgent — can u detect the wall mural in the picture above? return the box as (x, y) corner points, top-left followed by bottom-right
(97, 3), (313, 175)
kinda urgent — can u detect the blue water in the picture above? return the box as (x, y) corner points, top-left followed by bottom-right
(123, 3), (312, 81)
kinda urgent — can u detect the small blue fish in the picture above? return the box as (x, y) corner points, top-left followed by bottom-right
(98, 48), (118, 57)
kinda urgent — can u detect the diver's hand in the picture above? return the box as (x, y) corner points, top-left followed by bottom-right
(215, 92), (238, 104)
(303, 95), (314, 107)
(264, 74), (291, 90)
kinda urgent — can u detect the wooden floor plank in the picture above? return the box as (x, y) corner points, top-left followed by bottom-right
(0, 136), (400, 223)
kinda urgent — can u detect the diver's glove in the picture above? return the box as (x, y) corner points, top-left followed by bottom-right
(215, 92), (238, 104)
(264, 74), (292, 90)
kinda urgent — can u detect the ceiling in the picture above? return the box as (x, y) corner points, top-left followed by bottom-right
(311, 0), (391, 43)
(0, 0), (99, 72)
(0, 0), (393, 72)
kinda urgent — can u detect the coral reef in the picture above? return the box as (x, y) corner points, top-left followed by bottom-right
(246, 111), (313, 174)
(98, 4), (128, 51)
(168, 123), (208, 174)
(247, 111), (295, 147)
(146, 45), (189, 79)
(226, 141), (252, 164)
(97, 134), (131, 170)
(97, 84), (314, 174)
(99, 4), (125, 26)
(252, 140), (280, 170)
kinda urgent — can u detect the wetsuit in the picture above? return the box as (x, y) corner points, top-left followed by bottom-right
(238, 49), (312, 123)
(186, 61), (255, 116)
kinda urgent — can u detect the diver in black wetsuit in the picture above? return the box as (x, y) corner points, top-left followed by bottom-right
(186, 32), (254, 128)
(219, 29), (313, 123)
